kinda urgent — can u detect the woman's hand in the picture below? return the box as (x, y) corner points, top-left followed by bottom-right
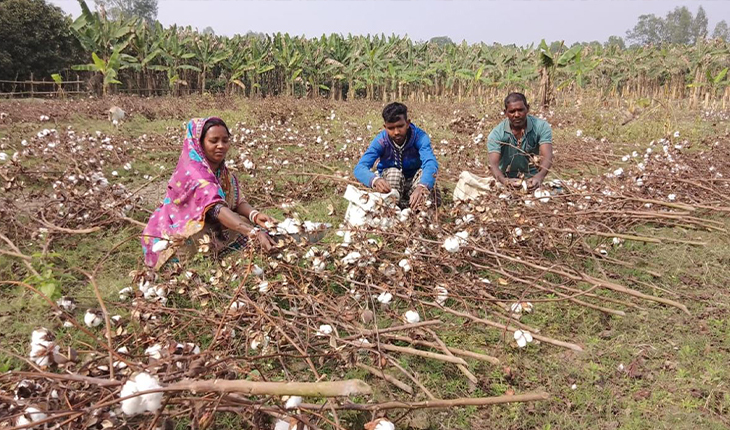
(249, 229), (277, 253)
(254, 212), (277, 229)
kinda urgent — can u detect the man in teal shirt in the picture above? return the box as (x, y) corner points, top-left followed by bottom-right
(487, 93), (554, 190)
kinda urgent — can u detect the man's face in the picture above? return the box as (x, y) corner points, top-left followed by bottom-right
(505, 101), (529, 129)
(384, 116), (410, 145)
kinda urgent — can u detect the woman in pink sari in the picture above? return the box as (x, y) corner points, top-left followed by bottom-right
(141, 117), (276, 269)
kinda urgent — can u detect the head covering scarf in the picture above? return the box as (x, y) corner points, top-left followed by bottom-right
(141, 117), (233, 268)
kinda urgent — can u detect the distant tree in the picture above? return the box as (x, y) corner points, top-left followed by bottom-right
(664, 6), (694, 44)
(95, 0), (157, 23)
(0, 0), (83, 80)
(692, 5), (708, 41)
(626, 14), (665, 46)
(429, 36), (454, 47)
(626, 6), (709, 46)
(605, 35), (626, 49)
(202, 26), (215, 36)
(712, 20), (730, 41)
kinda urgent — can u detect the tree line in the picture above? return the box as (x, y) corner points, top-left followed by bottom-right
(1, 0), (728, 107)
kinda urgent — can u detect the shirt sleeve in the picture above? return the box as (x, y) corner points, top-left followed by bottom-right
(487, 127), (503, 153)
(353, 136), (384, 188)
(537, 121), (553, 145)
(415, 131), (438, 189)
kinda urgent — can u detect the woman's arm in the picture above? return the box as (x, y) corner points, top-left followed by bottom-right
(216, 206), (276, 252)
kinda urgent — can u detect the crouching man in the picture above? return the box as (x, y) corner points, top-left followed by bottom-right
(354, 102), (439, 209)
(487, 93), (554, 190)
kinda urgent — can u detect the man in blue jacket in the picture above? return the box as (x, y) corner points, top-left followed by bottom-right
(353, 102), (439, 209)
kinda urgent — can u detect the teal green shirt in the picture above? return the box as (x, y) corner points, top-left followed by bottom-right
(487, 115), (553, 178)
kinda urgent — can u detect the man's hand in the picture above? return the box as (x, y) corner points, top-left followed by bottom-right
(526, 176), (543, 191)
(372, 178), (392, 193)
(409, 184), (429, 209)
(503, 177), (523, 188)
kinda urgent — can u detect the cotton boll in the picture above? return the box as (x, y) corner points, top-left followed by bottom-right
(398, 258), (412, 273)
(510, 302), (523, 313)
(435, 286), (448, 305)
(252, 264), (264, 277)
(613, 167), (624, 177)
(341, 251), (362, 265)
(56, 296), (76, 312)
(443, 236), (461, 253)
(621, 155), (630, 162)
(120, 372), (163, 416)
(284, 395), (303, 410)
(84, 309), (102, 327)
(229, 301), (246, 311)
(513, 330), (533, 348)
(668, 193), (677, 201)
(312, 257), (326, 272)
(316, 324), (333, 336)
(403, 310), (420, 324)
(370, 418), (396, 430)
(513, 227), (523, 237)
(118, 286), (133, 300)
(257, 281), (269, 293)
(17, 406), (47, 426)
(151, 240), (169, 253)
(144, 344), (163, 360)
(377, 292), (393, 304)
(575, 130), (583, 137)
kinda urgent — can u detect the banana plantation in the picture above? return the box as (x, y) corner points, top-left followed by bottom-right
(61, 0), (730, 106)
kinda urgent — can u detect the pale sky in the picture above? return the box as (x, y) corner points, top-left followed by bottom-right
(49, 0), (730, 46)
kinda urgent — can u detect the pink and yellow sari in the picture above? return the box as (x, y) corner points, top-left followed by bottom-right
(141, 117), (245, 269)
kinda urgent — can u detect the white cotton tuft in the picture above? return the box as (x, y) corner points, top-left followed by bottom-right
(120, 372), (163, 416)
(119, 286), (134, 300)
(151, 240), (169, 253)
(404, 310), (420, 324)
(258, 281), (269, 293)
(398, 258), (411, 273)
(668, 193), (677, 201)
(56, 297), (76, 311)
(144, 344), (163, 360)
(84, 310), (102, 327)
(19, 406), (47, 425)
(513, 330), (534, 348)
(316, 324), (333, 337)
(377, 291), (393, 304)
(372, 418), (396, 430)
(252, 264), (264, 277)
(340, 251), (362, 265)
(613, 167), (624, 177)
(284, 395), (303, 410)
(435, 286), (448, 305)
(575, 130), (583, 137)
(229, 301), (246, 311)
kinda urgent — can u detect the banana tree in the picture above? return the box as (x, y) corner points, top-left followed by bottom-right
(151, 26), (200, 94)
(72, 46), (133, 96)
(193, 35), (231, 93)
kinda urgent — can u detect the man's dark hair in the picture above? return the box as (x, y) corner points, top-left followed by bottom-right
(382, 102), (408, 123)
(504, 92), (529, 109)
(200, 117), (231, 142)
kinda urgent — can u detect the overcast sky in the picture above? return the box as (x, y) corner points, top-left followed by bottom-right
(49, 0), (730, 46)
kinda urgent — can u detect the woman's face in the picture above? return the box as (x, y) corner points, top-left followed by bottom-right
(202, 125), (230, 166)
